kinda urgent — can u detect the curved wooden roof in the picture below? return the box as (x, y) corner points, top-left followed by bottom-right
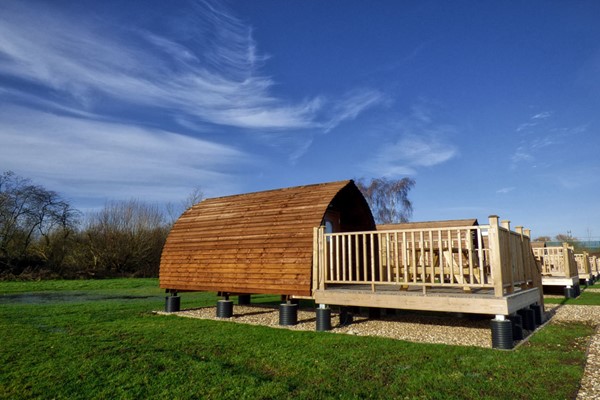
(159, 180), (374, 296)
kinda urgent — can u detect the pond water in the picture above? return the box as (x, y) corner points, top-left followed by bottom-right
(0, 292), (162, 304)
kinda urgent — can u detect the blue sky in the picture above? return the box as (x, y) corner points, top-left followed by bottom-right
(1, 0), (599, 239)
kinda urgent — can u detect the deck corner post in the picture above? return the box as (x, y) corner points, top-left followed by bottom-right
(216, 298), (233, 318)
(316, 304), (332, 331)
(279, 301), (298, 326)
(491, 315), (513, 349)
(165, 290), (181, 312)
(488, 216), (504, 297)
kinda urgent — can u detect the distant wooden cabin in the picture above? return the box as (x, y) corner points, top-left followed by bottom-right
(161, 181), (543, 321)
(592, 255), (600, 278)
(159, 180), (375, 297)
(575, 251), (593, 284)
(531, 242), (579, 290)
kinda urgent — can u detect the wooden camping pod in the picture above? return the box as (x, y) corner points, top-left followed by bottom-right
(159, 180), (375, 296)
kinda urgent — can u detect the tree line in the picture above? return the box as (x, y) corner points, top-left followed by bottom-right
(0, 171), (415, 280)
(0, 171), (201, 279)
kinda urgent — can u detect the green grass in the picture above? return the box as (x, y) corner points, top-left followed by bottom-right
(544, 281), (600, 305)
(0, 279), (595, 399)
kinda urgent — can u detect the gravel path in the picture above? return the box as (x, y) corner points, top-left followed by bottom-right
(161, 302), (600, 398)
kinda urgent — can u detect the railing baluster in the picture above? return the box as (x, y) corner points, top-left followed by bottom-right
(362, 233), (367, 283)
(386, 233), (391, 282)
(370, 233), (376, 291)
(394, 232), (400, 283)
(326, 234), (336, 281)
(429, 230), (435, 284)
(335, 235), (340, 281)
(457, 229), (464, 285)
(411, 231), (417, 283)
(477, 227), (484, 284)
(438, 229), (444, 285)
(402, 231), (408, 283)
(342, 234), (347, 282)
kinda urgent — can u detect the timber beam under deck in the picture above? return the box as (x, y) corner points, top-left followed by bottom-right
(313, 286), (541, 316)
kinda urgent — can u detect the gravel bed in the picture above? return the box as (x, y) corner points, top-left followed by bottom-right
(161, 303), (600, 398)
(166, 305), (492, 347)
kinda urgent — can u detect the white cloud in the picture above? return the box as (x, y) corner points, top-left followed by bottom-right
(532, 111), (552, 120)
(0, 106), (248, 206)
(0, 1), (382, 133)
(516, 111), (552, 132)
(363, 133), (458, 177)
(361, 103), (459, 177)
(496, 187), (516, 194)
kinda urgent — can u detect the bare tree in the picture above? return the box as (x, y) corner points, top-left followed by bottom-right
(555, 233), (574, 243)
(166, 186), (205, 224)
(355, 177), (415, 224)
(533, 236), (551, 242)
(79, 199), (168, 277)
(0, 171), (79, 274)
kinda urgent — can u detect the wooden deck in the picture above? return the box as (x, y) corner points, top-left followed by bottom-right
(575, 252), (593, 282)
(313, 284), (540, 315)
(532, 243), (579, 288)
(311, 216), (544, 317)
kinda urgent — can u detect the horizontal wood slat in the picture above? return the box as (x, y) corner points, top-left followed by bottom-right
(159, 180), (374, 296)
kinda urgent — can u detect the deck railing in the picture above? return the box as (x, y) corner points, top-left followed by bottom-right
(532, 243), (578, 278)
(575, 252), (591, 276)
(313, 216), (540, 299)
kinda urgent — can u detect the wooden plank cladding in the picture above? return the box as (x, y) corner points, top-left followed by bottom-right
(159, 180), (375, 296)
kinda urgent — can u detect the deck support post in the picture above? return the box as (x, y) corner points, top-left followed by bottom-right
(530, 304), (543, 325)
(279, 301), (298, 326)
(368, 307), (381, 319)
(491, 315), (514, 349)
(216, 292), (233, 318)
(517, 307), (536, 331)
(238, 294), (251, 305)
(164, 290), (180, 313)
(316, 304), (332, 331)
(508, 314), (524, 341)
(564, 285), (576, 299)
(339, 306), (353, 326)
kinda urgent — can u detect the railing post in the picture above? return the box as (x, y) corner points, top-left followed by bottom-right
(562, 242), (571, 277)
(312, 227), (319, 295)
(501, 220), (514, 294)
(488, 216), (504, 297)
(529, 229), (544, 309)
(316, 226), (326, 291)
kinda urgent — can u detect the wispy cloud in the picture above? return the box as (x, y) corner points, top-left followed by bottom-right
(0, 0), (382, 132)
(496, 187), (516, 194)
(0, 106), (248, 205)
(532, 111), (552, 120)
(516, 111), (553, 132)
(511, 111), (589, 170)
(362, 105), (458, 176)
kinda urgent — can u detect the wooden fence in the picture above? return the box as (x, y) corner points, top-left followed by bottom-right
(314, 216), (540, 299)
(532, 243), (578, 278)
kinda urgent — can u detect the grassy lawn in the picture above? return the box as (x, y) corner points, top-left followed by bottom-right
(544, 280), (600, 305)
(0, 279), (595, 399)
